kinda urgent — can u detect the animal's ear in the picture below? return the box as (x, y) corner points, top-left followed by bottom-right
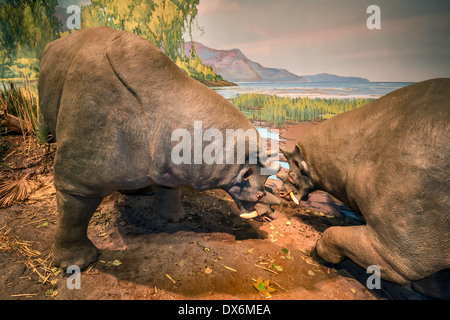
(292, 159), (309, 175)
(242, 167), (253, 181)
(280, 144), (302, 161)
(237, 167), (253, 183)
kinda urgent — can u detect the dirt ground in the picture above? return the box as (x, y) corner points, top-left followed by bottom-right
(0, 128), (427, 300)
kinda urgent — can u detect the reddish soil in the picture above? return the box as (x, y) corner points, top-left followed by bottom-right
(0, 126), (425, 300)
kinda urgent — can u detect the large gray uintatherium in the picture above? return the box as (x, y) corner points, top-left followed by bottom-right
(39, 27), (280, 270)
(277, 79), (450, 298)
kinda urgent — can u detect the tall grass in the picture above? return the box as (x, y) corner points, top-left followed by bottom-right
(232, 93), (375, 127)
(0, 78), (48, 144)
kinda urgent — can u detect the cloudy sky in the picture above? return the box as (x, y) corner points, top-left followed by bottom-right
(192, 0), (450, 82)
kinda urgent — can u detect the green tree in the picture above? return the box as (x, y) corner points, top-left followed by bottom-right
(0, 0), (62, 78)
(81, 0), (198, 60)
(80, 0), (223, 82)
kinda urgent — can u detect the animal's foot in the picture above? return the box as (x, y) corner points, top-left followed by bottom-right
(53, 241), (99, 271)
(161, 208), (186, 223)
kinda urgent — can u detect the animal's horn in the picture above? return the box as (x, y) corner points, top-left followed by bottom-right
(240, 211), (259, 219)
(289, 192), (300, 205)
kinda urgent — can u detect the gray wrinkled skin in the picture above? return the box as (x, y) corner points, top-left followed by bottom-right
(39, 27), (280, 270)
(277, 79), (450, 298)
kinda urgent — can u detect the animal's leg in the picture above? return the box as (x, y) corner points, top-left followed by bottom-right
(315, 225), (410, 285)
(155, 186), (186, 222)
(53, 190), (103, 270)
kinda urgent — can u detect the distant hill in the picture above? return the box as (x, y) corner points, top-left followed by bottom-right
(184, 42), (308, 82)
(185, 42), (370, 83)
(302, 73), (370, 83)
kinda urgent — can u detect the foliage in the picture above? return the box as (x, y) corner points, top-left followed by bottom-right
(232, 93), (376, 127)
(253, 276), (276, 298)
(0, 176), (36, 207)
(81, 0), (223, 81)
(1, 0), (224, 82)
(0, 0), (62, 79)
(81, 0), (184, 57)
(0, 78), (48, 143)
(175, 53), (222, 81)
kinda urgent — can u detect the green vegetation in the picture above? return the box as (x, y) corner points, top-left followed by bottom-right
(0, 78), (48, 143)
(81, 0), (223, 82)
(0, 0), (224, 83)
(0, 0), (62, 80)
(232, 93), (376, 127)
(175, 54), (223, 82)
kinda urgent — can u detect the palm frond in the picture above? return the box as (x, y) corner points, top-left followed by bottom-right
(0, 176), (36, 207)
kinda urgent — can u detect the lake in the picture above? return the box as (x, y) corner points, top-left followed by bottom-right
(213, 81), (414, 100)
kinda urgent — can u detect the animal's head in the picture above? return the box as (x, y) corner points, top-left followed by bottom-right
(225, 157), (281, 220)
(276, 145), (315, 204)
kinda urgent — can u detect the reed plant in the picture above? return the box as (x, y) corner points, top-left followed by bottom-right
(0, 77), (48, 144)
(232, 93), (375, 127)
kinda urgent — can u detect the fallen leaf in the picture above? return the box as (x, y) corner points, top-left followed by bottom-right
(299, 248), (308, 255)
(52, 267), (61, 277)
(351, 288), (356, 294)
(45, 289), (54, 297)
(205, 267), (212, 274)
(178, 261), (185, 267)
(305, 257), (318, 266)
(97, 232), (107, 237)
(308, 270), (315, 276)
(35, 221), (48, 229)
(112, 259), (122, 266)
(253, 276), (276, 298)
(273, 264), (283, 272)
(282, 248), (289, 254)
(248, 248), (254, 254)
(285, 221), (292, 226)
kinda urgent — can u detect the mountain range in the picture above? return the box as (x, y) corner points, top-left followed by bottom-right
(184, 42), (370, 83)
